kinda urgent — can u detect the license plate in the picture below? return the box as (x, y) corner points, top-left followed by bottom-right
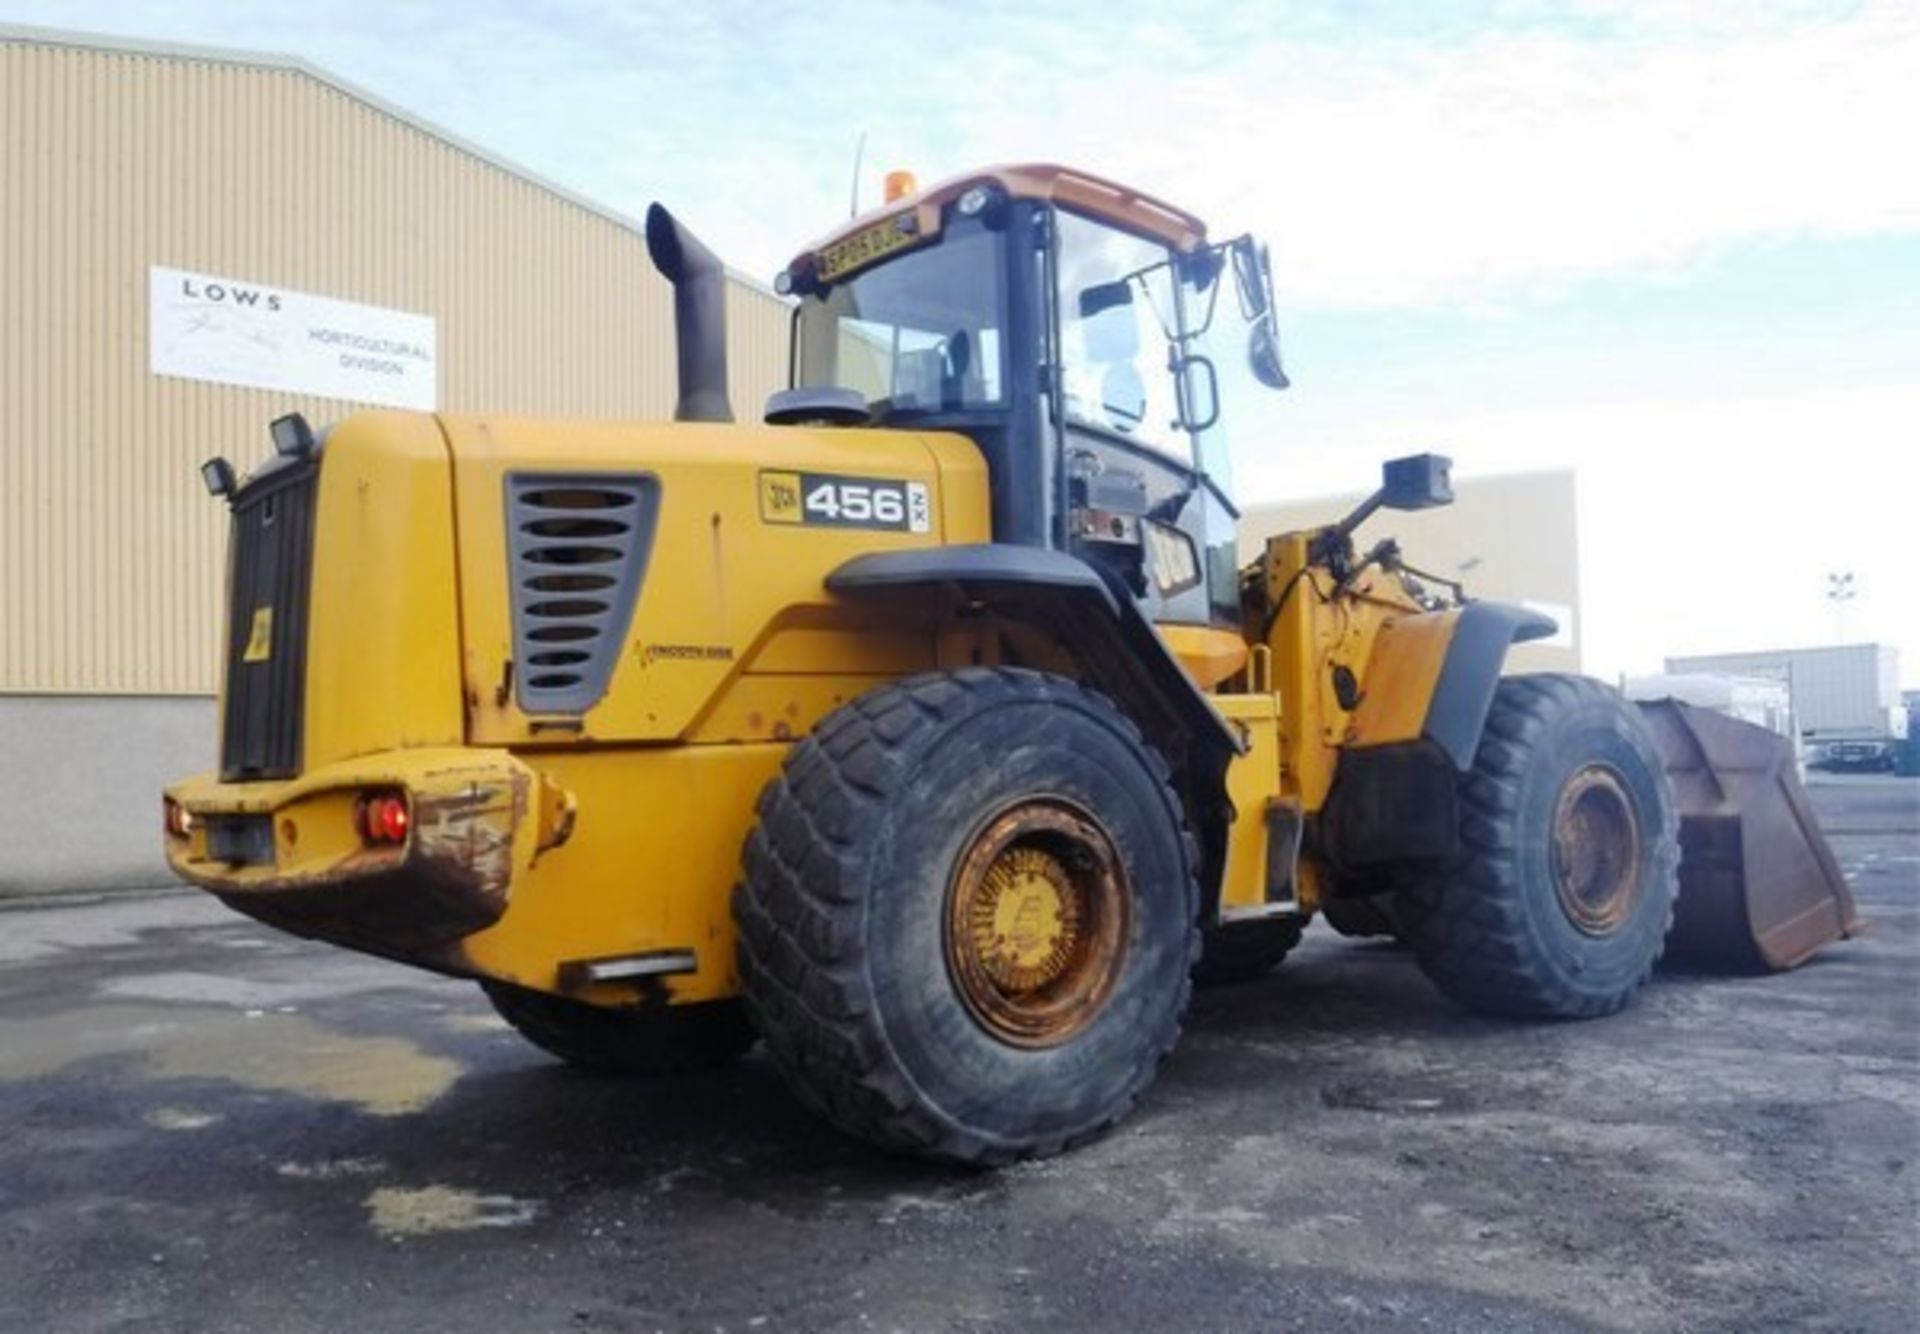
(206, 815), (275, 866)
(817, 214), (924, 281)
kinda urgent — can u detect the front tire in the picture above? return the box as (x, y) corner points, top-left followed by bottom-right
(734, 668), (1200, 1166)
(1397, 674), (1678, 1018)
(481, 982), (755, 1076)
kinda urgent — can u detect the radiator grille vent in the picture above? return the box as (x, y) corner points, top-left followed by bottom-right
(506, 473), (658, 714)
(220, 457), (318, 780)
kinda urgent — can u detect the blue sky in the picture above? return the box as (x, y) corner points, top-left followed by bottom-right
(7, 0), (1918, 681)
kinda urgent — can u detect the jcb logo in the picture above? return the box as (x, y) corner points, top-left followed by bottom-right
(759, 471), (803, 524)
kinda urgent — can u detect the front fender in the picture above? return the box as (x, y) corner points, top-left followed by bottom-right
(1422, 602), (1558, 769)
(827, 542), (1118, 613)
(826, 543), (1232, 758)
(1320, 601), (1556, 871)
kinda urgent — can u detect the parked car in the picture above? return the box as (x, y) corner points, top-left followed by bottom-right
(1818, 740), (1897, 774)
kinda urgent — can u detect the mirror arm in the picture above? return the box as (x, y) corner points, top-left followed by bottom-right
(1331, 490), (1386, 542)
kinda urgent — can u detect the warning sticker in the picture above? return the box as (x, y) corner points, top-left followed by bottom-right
(242, 605), (274, 663)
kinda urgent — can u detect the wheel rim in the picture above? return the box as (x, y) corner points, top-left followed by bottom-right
(1550, 764), (1642, 936)
(945, 799), (1130, 1049)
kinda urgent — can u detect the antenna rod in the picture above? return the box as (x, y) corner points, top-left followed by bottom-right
(849, 130), (867, 218)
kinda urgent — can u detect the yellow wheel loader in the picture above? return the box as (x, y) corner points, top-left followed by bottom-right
(165, 164), (1857, 1165)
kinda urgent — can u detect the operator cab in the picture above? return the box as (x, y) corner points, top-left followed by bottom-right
(777, 164), (1289, 635)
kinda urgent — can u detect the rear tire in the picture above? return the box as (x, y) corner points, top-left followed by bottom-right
(481, 981), (755, 1076)
(1397, 674), (1678, 1018)
(734, 668), (1200, 1166)
(1193, 915), (1306, 986)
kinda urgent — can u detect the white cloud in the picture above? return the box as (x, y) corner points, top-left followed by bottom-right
(609, 2), (1920, 309)
(12, 1), (1915, 307)
(912, 4), (1920, 309)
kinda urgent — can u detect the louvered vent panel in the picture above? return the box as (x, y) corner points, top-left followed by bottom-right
(219, 458), (318, 780)
(506, 473), (659, 714)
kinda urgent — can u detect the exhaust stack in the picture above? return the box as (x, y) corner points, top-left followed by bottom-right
(645, 203), (734, 424)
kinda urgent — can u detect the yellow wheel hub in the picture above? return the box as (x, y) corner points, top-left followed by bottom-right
(967, 847), (1083, 993)
(945, 799), (1130, 1049)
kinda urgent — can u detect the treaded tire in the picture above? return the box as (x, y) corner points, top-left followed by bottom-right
(1193, 915), (1306, 986)
(481, 981), (756, 1076)
(1397, 674), (1678, 1019)
(733, 667), (1200, 1166)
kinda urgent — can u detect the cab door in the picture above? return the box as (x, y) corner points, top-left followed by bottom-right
(1049, 208), (1238, 629)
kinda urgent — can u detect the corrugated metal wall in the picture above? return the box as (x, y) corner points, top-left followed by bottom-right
(0, 34), (790, 695)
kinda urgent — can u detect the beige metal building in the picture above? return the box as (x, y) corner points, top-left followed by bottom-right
(0, 26), (791, 891)
(1238, 469), (1584, 675)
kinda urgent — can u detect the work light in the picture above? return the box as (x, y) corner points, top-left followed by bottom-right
(955, 184), (995, 217)
(200, 457), (236, 498)
(269, 412), (315, 458)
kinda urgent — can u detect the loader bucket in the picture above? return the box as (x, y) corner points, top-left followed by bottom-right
(1635, 700), (1860, 972)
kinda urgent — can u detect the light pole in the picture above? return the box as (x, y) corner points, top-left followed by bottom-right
(1826, 571), (1855, 643)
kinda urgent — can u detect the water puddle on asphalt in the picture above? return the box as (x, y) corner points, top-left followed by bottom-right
(364, 1185), (541, 1238)
(0, 1005), (461, 1115)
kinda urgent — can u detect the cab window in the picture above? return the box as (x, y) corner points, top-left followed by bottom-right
(1053, 210), (1188, 460)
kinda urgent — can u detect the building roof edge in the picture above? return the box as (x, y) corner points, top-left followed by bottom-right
(0, 21), (786, 301)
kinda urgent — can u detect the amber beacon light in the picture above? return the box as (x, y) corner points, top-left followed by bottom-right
(883, 169), (918, 203)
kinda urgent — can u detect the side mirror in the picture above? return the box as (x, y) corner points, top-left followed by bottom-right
(1248, 315), (1289, 390)
(1078, 280), (1133, 319)
(1235, 239), (1289, 391)
(1327, 452), (1454, 545)
(1380, 453), (1453, 511)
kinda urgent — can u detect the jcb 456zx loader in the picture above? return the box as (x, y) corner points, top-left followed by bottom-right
(166, 165), (1857, 1165)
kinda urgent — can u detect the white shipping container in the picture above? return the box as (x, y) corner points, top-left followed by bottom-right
(1664, 644), (1905, 741)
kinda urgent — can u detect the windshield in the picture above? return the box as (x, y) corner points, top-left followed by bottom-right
(793, 222), (1007, 414)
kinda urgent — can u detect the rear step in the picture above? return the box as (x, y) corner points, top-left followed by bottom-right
(1636, 699), (1861, 972)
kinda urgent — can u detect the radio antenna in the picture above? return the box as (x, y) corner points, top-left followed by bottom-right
(849, 131), (868, 218)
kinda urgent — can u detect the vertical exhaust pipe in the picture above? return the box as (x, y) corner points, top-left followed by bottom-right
(645, 203), (734, 424)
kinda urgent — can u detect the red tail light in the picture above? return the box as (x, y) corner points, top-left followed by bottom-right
(356, 791), (411, 847)
(163, 798), (193, 840)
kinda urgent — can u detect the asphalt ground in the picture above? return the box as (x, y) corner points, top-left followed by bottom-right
(1, 776), (1914, 1332)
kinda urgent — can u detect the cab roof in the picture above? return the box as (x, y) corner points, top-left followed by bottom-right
(789, 162), (1210, 275)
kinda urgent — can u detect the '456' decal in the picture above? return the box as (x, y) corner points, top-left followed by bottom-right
(759, 471), (932, 533)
